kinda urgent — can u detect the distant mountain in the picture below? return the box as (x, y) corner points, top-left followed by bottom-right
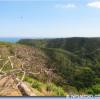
(18, 37), (100, 66)
(18, 37), (100, 54)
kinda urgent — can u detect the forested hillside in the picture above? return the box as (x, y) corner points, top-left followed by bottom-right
(18, 37), (100, 95)
(0, 37), (100, 96)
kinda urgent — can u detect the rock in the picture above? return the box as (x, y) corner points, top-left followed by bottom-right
(0, 75), (37, 96)
(18, 82), (36, 96)
(0, 75), (22, 96)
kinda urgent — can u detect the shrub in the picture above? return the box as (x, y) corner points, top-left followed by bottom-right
(24, 76), (67, 96)
(32, 80), (42, 91)
(92, 84), (100, 94)
(73, 67), (95, 89)
(46, 83), (66, 96)
(85, 88), (94, 95)
(64, 85), (78, 95)
(24, 76), (33, 83)
(95, 78), (100, 84)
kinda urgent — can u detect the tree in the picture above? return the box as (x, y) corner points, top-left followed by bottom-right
(73, 67), (95, 89)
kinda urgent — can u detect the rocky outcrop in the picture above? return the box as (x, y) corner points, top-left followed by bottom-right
(0, 75), (22, 96)
(0, 75), (37, 96)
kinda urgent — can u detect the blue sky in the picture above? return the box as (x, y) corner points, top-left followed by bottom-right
(0, 0), (100, 38)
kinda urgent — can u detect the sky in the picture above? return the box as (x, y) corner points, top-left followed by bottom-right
(0, 0), (100, 38)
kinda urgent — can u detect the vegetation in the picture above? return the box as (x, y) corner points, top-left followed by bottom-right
(18, 37), (100, 95)
(24, 76), (67, 96)
(0, 37), (100, 95)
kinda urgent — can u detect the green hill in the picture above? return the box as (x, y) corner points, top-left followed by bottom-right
(18, 37), (100, 95)
(0, 37), (100, 96)
(18, 37), (100, 55)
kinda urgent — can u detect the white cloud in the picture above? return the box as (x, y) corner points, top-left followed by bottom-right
(87, 1), (100, 8)
(55, 4), (76, 9)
